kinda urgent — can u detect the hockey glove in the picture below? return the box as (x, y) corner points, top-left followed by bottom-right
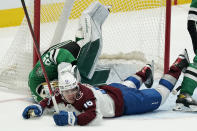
(53, 111), (77, 126)
(22, 104), (43, 119)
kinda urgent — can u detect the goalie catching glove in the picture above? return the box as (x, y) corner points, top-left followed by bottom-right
(53, 111), (77, 126)
(22, 104), (43, 119)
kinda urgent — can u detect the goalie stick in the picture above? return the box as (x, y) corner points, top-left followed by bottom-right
(21, 0), (59, 113)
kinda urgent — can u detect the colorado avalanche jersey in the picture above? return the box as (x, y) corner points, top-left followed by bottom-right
(39, 83), (124, 126)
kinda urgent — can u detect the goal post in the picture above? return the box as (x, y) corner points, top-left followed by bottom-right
(33, 0), (75, 66)
(164, 0), (172, 73)
(0, 0), (173, 92)
(33, 0), (41, 66)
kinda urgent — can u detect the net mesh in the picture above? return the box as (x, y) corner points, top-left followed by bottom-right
(0, 0), (170, 92)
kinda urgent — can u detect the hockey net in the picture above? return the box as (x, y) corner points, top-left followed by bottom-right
(0, 0), (171, 93)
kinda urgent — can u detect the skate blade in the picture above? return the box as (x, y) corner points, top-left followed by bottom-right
(173, 103), (183, 111)
(173, 103), (197, 112)
(189, 105), (197, 112)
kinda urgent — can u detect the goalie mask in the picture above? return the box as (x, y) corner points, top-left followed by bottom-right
(36, 80), (58, 99)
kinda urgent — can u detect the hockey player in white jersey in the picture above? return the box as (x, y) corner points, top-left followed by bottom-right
(22, 49), (189, 126)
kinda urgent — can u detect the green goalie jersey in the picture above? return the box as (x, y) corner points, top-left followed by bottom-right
(28, 41), (77, 102)
(28, 40), (110, 102)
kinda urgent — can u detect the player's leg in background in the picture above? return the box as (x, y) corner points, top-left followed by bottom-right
(171, 0), (197, 112)
(187, 8), (197, 54)
(173, 56), (197, 111)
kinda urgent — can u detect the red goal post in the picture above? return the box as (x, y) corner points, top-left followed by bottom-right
(164, 0), (171, 73)
(33, 0), (41, 66)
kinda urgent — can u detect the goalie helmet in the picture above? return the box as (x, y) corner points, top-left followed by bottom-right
(36, 80), (58, 99)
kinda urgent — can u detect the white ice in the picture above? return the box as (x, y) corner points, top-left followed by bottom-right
(0, 5), (197, 131)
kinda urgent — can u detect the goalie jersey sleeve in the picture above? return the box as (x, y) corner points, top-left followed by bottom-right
(28, 48), (76, 102)
(30, 47), (76, 81)
(48, 48), (76, 65)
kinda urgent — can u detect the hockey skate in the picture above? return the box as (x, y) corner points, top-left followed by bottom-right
(143, 61), (154, 88)
(173, 93), (197, 112)
(172, 49), (190, 72)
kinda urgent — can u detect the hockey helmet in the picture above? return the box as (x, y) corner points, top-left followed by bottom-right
(58, 63), (80, 93)
(58, 72), (78, 92)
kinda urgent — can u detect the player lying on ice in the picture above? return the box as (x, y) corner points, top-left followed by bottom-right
(22, 49), (189, 126)
(28, 1), (111, 103)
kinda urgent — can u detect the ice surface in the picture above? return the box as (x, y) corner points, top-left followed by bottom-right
(0, 5), (197, 131)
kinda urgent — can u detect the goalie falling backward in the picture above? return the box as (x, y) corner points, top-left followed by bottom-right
(28, 1), (110, 103)
(22, 1), (191, 126)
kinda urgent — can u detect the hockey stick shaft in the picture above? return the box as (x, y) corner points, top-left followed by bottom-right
(21, 0), (52, 95)
(175, 86), (181, 92)
(21, 0), (59, 113)
(172, 86), (181, 95)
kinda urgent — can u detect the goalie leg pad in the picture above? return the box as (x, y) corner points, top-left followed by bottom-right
(83, 1), (110, 27)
